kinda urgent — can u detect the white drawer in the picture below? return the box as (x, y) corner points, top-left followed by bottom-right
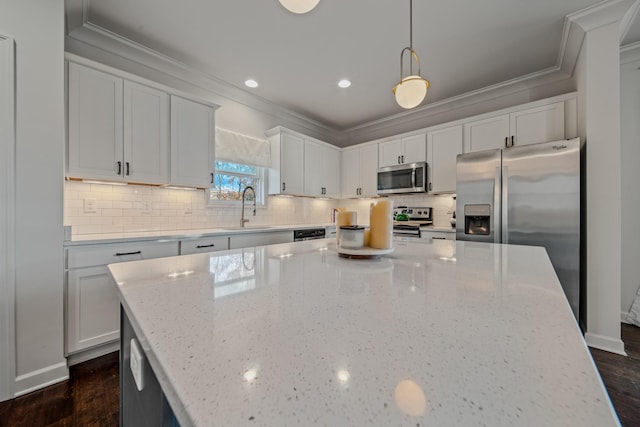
(421, 230), (455, 242)
(67, 240), (179, 269)
(180, 236), (229, 255)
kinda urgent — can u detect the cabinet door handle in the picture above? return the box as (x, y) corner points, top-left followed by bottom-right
(116, 161), (122, 175)
(196, 244), (216, 249)
(114, 250), (142, 256)
(401, 155), (404, 163)
(505, 137), (508, 148)
(282, 182), (286, 191)
(125, 162), (130, 176)
(429, 182), (432, 191)
(511, 136), (514, 147)
(210, 173), (214, 184)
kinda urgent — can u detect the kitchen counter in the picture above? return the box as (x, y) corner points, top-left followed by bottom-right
(108, 239), (618, 426)
(64, 223), (333, 246)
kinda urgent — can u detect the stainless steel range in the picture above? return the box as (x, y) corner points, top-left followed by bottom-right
(392, 206), (433, 238)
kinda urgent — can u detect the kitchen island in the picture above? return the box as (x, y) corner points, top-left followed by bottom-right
(108, 239), (619, 426)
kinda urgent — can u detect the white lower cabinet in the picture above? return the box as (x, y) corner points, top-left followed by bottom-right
(421, 230), (455, 242)
(229, 231), (292, 249)
(65, 241), (179, 362)
(67, 266), (120, 354)
(180, 236), (229, 255)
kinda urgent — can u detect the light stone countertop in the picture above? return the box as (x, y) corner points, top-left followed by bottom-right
(108, 239), (619, 427)
(64, 223), (334, 246)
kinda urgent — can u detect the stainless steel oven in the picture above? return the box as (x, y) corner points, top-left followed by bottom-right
(392, 206), (432, 238)
(377, 162), (428, 194)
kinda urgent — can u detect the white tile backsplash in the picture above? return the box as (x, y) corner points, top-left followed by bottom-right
(64, 181), (342, 235)
(64, 181), (456, 235)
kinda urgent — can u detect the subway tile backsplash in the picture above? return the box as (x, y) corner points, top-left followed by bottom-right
(64, 181), (456, 235)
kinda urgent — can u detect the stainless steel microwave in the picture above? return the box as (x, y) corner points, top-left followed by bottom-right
(377, 162), (428, 194)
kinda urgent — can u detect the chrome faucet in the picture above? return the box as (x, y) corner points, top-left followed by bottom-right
(241, 185), (256, 227)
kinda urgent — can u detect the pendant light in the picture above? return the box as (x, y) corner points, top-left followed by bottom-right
(278, 0), (320, 14)
(393, 0), (430, 109)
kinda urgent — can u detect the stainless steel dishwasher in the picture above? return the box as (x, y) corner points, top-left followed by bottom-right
(293, 228), (326, 241)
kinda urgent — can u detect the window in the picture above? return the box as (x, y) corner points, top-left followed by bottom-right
(209, 160), (264, 204)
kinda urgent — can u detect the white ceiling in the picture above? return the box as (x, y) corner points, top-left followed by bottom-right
(68, 0), (640, 131)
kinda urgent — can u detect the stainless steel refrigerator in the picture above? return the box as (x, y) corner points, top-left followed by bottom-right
(456, 138), (582, 321)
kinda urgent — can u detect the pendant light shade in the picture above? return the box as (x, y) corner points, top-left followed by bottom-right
(278, 0), (320, 14)
(393, 0), (429, 109)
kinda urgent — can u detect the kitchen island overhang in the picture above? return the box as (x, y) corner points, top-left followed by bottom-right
(108, 239), (619, 426)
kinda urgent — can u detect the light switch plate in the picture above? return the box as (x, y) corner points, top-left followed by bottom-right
(130, 338), (145, 391)
(83, 198), (96, 213)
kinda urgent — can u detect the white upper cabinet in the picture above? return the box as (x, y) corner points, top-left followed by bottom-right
(509, 102), (565, 147)
(464, 101), (565, 153)
(268, 130), (304, 196)
(304, 139), (340, 197)
(123, 81), (169, 184)
(378, 134), (426, 167)
(68, 62), (216, 187)
(463, 114), (510, 153)
(427, 125), (463, 193)
(170, 96), (216, 188)
(68, 62), (124, 181)
(68, 63), (170, 184)
(341, 144), (378, 198)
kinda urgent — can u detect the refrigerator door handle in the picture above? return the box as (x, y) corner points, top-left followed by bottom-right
(493, 166), (501, 243)
(501, 165), (509, 243)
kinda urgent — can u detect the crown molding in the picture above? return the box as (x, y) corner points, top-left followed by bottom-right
(66, 22), (342, 144)
(65, 0), (633, 147)
(568, 0), (637, 33)
(620, 40), (640, 61)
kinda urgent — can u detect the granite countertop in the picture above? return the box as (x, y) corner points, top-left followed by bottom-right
(64, 223), (335, 246)
(108, 239), (618, 426)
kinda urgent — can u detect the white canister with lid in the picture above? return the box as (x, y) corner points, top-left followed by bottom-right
(339, 226), (365, 250)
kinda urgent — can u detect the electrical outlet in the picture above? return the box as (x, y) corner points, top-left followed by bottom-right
(184, 202), (192, 215)
(142, 200), (152, 214)
(83, 198), (96, 213)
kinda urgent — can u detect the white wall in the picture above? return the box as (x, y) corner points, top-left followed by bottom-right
(576, 21), (625, 355)
(0, 33), (16, 402)
(0, 0), (68, 397)
(620, 45), (640, 319)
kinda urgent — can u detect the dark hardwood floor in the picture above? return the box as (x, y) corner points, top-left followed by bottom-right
(0, 351), (119, 427)
(591, 323), (640, 427)
(0, 324), (638, 426)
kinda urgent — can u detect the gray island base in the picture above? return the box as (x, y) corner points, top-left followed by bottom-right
(108, 239), (619, 426)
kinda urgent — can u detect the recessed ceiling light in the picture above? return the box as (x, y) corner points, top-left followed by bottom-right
(245, 79), (258, 88)
(338, 79), (351, 88)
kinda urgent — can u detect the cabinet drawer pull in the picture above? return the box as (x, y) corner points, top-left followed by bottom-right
(432, 237), (446, 240)
(196, 244), (216, 249)
(114, 250), (142, 256)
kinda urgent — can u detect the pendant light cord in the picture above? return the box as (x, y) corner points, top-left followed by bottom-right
(409, 0), (413, 50)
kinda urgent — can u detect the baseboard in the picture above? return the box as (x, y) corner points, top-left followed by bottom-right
(585, 332), (627, 356)
(14, 361), (69, 397)
(621, 311), (631, 324)
(67, 340), (119, 366)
